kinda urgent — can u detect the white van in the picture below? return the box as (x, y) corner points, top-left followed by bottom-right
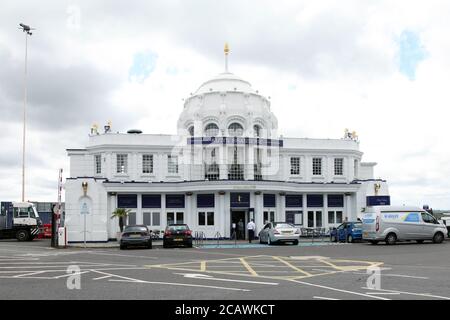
(362, 206), (447, 245)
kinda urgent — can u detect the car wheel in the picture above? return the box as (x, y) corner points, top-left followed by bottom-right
(416, 240), (424, 244)
(293, 240), (299, 245)
(369, 240), (379, 245)
(147, 242), (152, 249)
(385, 233), (397, 245)
(120, 244), (126, 250)
(433, 232), (444, 244)
(16, 230), (29, 241)
(347, 235), (353, 243)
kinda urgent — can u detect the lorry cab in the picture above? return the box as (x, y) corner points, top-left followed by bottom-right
(362, 205), (447, 245)
(0, 202), (41, 241)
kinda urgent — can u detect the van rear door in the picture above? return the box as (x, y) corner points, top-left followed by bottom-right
(362, 212), (377, 238)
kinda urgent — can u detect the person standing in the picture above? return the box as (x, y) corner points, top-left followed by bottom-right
(247, 219), (256, 243)
(237, 219), (244, 239)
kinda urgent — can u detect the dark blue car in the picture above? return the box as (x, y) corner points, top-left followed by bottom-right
(330, 221), (363, 243)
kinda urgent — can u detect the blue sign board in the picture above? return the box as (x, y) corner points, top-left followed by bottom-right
(230, 192), (250, 208)
(366, 196), (391, 206)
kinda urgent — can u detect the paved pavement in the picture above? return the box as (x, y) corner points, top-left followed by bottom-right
(1, 238), (450, 300)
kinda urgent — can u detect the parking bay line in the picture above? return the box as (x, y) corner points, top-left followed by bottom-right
(362, 287), (450, 300)
(90, 269), (251, 292)
(174, 273), (279, 285)
(313, 296), (340, 300)
(290, 279), (390, 300)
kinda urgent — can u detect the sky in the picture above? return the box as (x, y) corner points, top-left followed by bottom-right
(0, 0), (449, 209)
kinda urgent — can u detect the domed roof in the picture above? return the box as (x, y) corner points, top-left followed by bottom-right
(194, 72), (256, 95)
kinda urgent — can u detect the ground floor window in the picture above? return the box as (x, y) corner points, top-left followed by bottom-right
(307, 210), (323, 227)
(328, 210), (343, 225)
(198, 211), (214, 226)
(127, 212), (136, 225)
(286, 210), (303, 225)
(143, 211), (161, 227)
(263, 210), (275, 224)
(167, 212), (184, 225)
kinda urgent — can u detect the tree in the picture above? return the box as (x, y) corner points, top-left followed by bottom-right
(111, 208), (130, 232)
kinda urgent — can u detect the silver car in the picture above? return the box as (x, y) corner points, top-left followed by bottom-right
(258, 222), (300, 245)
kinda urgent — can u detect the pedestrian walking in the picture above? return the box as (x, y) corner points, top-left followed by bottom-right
(237, 219), (244, 239)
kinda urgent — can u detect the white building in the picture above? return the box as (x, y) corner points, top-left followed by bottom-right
(65, 46), (390, 243)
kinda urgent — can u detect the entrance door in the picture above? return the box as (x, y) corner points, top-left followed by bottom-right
(231, 210), (247, 240)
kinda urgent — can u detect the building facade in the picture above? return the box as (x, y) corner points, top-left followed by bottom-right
(65, 49), (390, 243)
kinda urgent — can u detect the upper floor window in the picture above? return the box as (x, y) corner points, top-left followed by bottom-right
(204, 123), (219, 137)
(253, 125), (262, 137)
(290, 157), (300, 175)
(228, 122), (243, 136)
(142, 154), (154, 174)
(334, 158), (344, 176)
(116, 154), (128, 174)
(188, 126), (194, 136)
(168, 155), (179, 174)
(94, 154), (102, 175)
(312, 158), (322, 176)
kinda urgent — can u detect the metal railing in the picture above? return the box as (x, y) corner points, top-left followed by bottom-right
(194, 231), (206, 246)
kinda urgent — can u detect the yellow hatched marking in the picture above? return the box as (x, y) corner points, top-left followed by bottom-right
(239, 258), (258, 276)
(200, 261), (206, 272)
(272, 256), (313, 277)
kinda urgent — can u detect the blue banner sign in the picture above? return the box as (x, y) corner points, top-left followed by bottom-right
(366, 196), (391, 206)
(188, 137), (283, 147)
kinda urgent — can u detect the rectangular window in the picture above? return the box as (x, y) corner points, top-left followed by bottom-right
(198, 212), (214, 226)
(127, 212), (136, 225)
(167, 212), (184, 225)
(286, 211), (303, 225)
(290, 157), (300, 175)
(142, 154), (153, 174)
(316, 211), (322, 227)
(263, 211), (275, 224)
(143, 212), (160, 226)
(116, 154), (128, 174)
(328, 211), (335, 224)
(152, 212), (160, 226)
(312, 158), (322, 175)
(168, 155), (179, 174)
(336, 211), (343, 224)
(334, 158), (344, 176)
(94, 154), (101, 174)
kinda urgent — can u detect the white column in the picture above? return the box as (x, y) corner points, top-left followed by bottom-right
(345, 193), (351, 221)
(186, 194), (193, 227)
(161, 194), (166, 229)
(302, 193), (308, 226)
(255, 193), (264, 233)
(224, 192), (230, 238)
(279, 194), (285, 221)
(137, 193), (142, 224)
(323, 193), (328, 229)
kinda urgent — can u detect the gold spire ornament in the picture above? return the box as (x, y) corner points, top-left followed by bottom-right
(224, 42), (230, 72)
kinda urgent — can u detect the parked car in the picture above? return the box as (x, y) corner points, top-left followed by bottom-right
(330, 221), (362, 243)
(258, 222), (300, 245)
(163, 224), (193, 248)
(362, 205), (447, 245)
(120, 225), (152, 250)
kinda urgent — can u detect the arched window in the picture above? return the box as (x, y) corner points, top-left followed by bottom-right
(204, 123), (219, 137)
(188, 126), (194, 136)
(228, 122), (244, 136)
(253, 125), (262, 137)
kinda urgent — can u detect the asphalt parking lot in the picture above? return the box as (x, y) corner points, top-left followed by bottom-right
(1, 239), (450, 300)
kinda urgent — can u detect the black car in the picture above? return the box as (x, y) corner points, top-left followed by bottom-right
(163, 224), (193, 248)
(120, 225), (152, 250)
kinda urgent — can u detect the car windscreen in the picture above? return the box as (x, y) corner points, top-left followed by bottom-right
(274, 223), (293, 229)
(353, 222), (362, 228)
(124, 227), (147, 233)
(168, 225), (189, 231)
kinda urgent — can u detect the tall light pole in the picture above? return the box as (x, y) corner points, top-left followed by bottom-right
(18, 23), (34, 202)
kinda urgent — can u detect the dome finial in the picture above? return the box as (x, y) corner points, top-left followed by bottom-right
(224, 42), (230, 72)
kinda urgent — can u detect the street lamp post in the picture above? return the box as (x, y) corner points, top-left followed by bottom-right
(18, 23), (34, 202)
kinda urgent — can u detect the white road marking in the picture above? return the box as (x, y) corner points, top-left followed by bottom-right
(90, 269), (250, 291)
(86, 252), (158, 259)
(13, 271), (47, 278)
(365, 292), (400, 295)
(313, 296), (340, 300)
(290, 279), (390, 300)
(362, 287), (450, 300)
(174, 273), (279, 285)
(352, 272), (429, 279)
